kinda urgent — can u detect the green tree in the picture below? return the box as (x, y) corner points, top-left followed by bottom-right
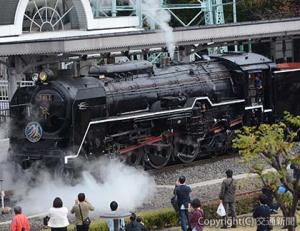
(238, 0), (300, 20)
(233, 112), (300, 231)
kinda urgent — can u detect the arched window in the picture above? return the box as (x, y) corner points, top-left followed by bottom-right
(23, 0), (80, 32)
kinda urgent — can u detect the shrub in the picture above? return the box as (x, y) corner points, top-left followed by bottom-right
(41, 193), (259, 231)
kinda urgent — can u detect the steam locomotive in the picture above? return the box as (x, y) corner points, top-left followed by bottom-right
(8, 52), (300, 170)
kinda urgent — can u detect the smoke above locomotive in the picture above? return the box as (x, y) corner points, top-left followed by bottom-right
(8, 52), (300, 171)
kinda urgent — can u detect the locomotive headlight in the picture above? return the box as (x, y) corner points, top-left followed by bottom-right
(39, 71), (48, 82)
(32, 73), (39, 82)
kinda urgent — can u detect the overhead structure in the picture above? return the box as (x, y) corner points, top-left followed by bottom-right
(0, 0), (140, 37)
(0, 17), (299, 56)
(90, 0), (230, 57)
(0, 1), (238, 53)
(89, 0), (235, 28)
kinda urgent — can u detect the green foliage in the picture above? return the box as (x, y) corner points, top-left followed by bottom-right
(40, 195), (259, 231)
(140, 208), (179, 229)
(89, 220), (109, 231)
(233, 118), (295, 176)
(238, 0), (300, 20)
(233, 112), (300, 230)
(165, 0), (300, 27)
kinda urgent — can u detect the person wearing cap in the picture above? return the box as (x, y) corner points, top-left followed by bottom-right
(175, 176), (192, 231)
(219, 169), (237, 229)
(10, 206), (30, 231)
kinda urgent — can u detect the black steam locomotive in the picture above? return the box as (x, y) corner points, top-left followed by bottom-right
(8, 52), (300, 170)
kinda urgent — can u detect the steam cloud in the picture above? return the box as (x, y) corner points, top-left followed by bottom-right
(139, 0), (175, 58)
(0, 121), (9, 163)
(0, 116), (154, 216)
(92, 0), (176, 58)
(0, 156), (156, 216)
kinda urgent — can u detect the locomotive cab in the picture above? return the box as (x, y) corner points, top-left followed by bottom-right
(213, 53), (276, 125)
(247, 72), (264, 106)
(272, 68), (300, 117)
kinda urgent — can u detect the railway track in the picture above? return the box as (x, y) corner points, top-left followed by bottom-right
(148, 152), (239, 174)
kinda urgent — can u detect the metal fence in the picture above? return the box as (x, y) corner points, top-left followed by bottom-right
(0, 81), (8, 101)
(0, 80), (34, 123)
(0, 80), (34, 101)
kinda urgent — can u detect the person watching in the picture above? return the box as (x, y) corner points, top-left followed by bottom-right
(71, 193), (94, 231)
(219, 169), (237, 229)
(48, 197), (69, 231)
(10, 206), (30, 231)
(253, 194), (272, 231)
(106, 201), (125, 231)
(175, 176), (192, 231)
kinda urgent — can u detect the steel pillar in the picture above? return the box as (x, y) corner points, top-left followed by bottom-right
(203, 0), (227, 54)
(112, 0), (117, 17)
(0, 58), (7, 80)
(271, 37), (293, 62)
(248, 39), (252, 52)
(7, 57), (19, 101)
(203, 0), (214, 25)
(215, 0), (225, 24)
(232, 0), (238, 51)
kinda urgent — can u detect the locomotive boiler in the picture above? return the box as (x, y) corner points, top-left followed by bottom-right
(8, 52), (300, 170)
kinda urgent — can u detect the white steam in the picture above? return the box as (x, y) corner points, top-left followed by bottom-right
(94, 0), (176, 58)
(1, 157), (156, 216)
(140, 0), (175, 58)
(0, 111), (155, 217)
(0, 121), (9, 163)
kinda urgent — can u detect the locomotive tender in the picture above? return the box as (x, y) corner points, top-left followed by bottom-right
(8, 52), (300, 169)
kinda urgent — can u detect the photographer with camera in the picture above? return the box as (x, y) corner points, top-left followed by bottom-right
(71, 193), (95, 231)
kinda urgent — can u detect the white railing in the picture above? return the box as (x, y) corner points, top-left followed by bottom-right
(0, 100), (9, 110)
(0, 80), (34, 101)
(0, 80), (34, 123)
(0, 81), (8, 101)
(0, 100), (9, 124)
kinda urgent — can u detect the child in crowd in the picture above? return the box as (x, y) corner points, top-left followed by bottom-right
(189, 198), (204, 231)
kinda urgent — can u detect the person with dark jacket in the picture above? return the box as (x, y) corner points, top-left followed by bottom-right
(71, 193), (94, 231)
(290, 163), (300, 180)
(253, 194), (272, 231)
(219, 169), (237, 229)
(175, 176), (192, 231)
(261, 186), (278, 213)
(125, 213), (147, 231)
